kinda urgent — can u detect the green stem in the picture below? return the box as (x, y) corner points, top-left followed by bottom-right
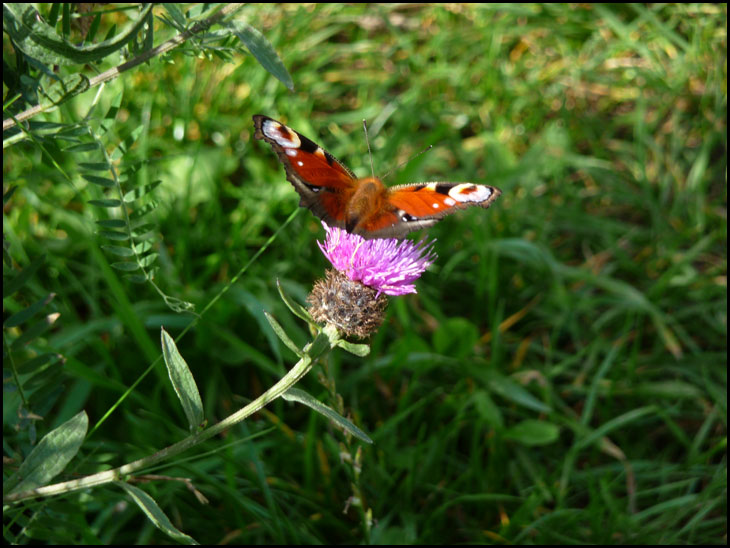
(3, 4), (245, 132)
(4, 325), (340, 505)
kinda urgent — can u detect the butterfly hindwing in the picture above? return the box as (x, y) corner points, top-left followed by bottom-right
(389, 182), (500, 219)
(350, 183), (500, 239)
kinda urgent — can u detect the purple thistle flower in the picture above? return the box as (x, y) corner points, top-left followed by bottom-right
(317, 223), (437, 297)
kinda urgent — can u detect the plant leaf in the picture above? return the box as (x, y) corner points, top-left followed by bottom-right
(283, 388), (373, 444)
(82, 174), (115, 188)
(98, 229), (129, 241)
(111, 261), (139, 272)
(7, 411), (88, 495)
(123, 181), (161, 203)
(503, 419), (560, 446)
(264, 311), (305, 358)
(3, 254), (46, 298)
(224, 21), (294, 91)
(488, 373), (551, 413)
(276, 279), (313, 323)
(118, 482), (199, 545)
(96, 219), (127, 229)
(161, 328), (204, 431)
(3, 3), (154, 66)
(335, 339), (370, 357)
(88, 198), (123, 208)
(473, 390), (504, 430)
(4, 292), (55, 328)
(101, 245), (135, 257)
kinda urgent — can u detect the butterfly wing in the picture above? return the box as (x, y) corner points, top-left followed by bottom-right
(253, 115), (355, 228)
(355, 182), (501, 239)
(254, 115), (502, 240)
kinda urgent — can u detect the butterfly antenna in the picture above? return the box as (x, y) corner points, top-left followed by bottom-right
(363, 119), (376, 179)
(380, 144), (434, 181)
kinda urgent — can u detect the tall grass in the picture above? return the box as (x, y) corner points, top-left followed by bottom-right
(3, 4), (726, 544)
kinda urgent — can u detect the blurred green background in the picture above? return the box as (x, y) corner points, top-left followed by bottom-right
(3, 4), (726, 544)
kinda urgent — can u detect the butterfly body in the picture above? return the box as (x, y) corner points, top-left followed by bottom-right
(253, 115), (500, 239)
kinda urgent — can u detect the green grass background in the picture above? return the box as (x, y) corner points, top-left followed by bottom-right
(3, 3), (727, 544)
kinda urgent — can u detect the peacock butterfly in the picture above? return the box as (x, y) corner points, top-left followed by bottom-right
(253, 115), (501, 239)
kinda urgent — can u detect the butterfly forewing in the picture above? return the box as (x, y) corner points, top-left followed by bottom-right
(253, 115), (354, 188)
(253, 115), (355, 226)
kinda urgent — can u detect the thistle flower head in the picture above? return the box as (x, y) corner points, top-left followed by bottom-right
(307, 224), (437, 338)
(317, 224), (437, 297)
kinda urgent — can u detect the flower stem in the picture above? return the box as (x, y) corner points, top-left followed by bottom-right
(4, 327), (339, 505)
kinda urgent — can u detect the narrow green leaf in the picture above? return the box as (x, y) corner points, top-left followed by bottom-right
(133, 240), (153, 254)
(47, 2), (60, 26)
(131, 223), (156, 237)
(276, 279), (313, 323)
(16, 352), (61, 375)
(82, 174), (115, 188)
(283, 388), (373, 444)
(125, 274), (150, 284)
(25, 55), (61, 85)
(111, 125), (145, 160)
(7, 411), (88, 495)
(27, 121), (66, 131)
(142, 11), (154, 53)
(120, 162), (142, 178)
(264, 311), (305, 358)
(575, 406), (657, 451)
(88, 199), (122, 208)
(54, 134), (83, 143)
(87, 13), (101, 42)
(147, 266), (159, 281)
(4, 292), (55, 328)
(132, 232), (157, 245)
(98, 229), (129, 241)
(504, 419), (560, 446)
(335, 339), (370, 356)
(100, 91), (124, 134)
(46, 73), (91, 105)
(161, 328), (204, 431)
(10, 313), (60, 350)
(111, 261), (139, 272)
(3, 3), (154, 66)
(138, 253), (158, 268)
(488, 373), (551, 413)
(163, 295), (196, 314)
(101, 245), (135, 258)
(128, 201), (159, 221)
(96, 219), (127, 229)
(118, 482), (199, 545)
(4, 185), (18, 204)
(61, 3), (70, 38)
(162, 4), (188, 30)
(78, 162), (111, 171)
(224, 21), (294, 91)
(56, 126), (88, 138)
(3, 254), (46, 298)
(104, 23), (117, 41)
(630, 380), (704, 400)
(104, 91), (124, 120)
(123, 181), (161, 203)
(62, 140), (98, 153)
(473, 390), (504, 430)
